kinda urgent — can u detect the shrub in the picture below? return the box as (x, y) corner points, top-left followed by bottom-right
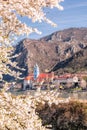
(36, 101), (87, 130)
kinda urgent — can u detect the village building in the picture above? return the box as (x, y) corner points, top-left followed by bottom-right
(23, 72), (55, 90)
(22, 64), (87, 91)
(23, 74), (34, 90)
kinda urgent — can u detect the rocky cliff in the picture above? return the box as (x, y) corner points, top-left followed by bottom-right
(14, 28), (87, 76)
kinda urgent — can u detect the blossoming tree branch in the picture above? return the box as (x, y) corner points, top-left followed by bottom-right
(0, 0), (64, 45)
(0, 0), (64, 81)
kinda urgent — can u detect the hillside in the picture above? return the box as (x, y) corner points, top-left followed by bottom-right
(40, 28), (87, 43)
(51, 46), (87, 74)
(14, 28), (87, 77)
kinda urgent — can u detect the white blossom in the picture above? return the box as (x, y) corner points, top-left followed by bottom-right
(0, 0), (64, 44)
(0, 90), (71, 130)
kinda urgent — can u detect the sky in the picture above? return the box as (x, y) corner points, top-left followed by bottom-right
(18, 0), (87, 40)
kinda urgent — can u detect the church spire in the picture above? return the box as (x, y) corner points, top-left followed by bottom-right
(34, 63), (40, 80)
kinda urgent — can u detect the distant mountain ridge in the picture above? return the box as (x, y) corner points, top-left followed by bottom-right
(40, 28), (87, 43)
(14, 28), (87, 77)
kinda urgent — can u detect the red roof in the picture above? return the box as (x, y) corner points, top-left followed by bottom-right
(24, 72), (54, 81)
(25, 74), (34, 80)
(37, 73), (54, 82)
(38, 73), (48, 78)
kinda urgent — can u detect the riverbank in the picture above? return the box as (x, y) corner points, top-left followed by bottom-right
(9, 88), (87, 101)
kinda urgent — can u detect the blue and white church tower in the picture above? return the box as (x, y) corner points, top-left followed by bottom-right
(34, 63), (40, 80)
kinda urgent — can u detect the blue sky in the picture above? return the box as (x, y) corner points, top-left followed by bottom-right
(18, 0), (87, 40)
